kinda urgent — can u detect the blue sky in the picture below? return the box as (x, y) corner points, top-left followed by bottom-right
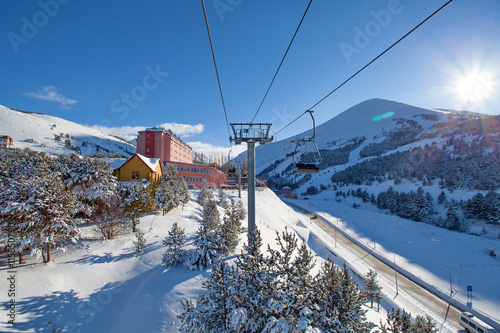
(1, 0), (499, 155)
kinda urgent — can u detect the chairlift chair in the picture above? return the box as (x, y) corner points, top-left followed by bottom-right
(292, 110), (321, 174)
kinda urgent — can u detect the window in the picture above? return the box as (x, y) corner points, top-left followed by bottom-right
(156, 153), (159, 156)
(147, 134), (150, 138)
(147, 141), (150, 145)
(132, 171), (140, 179)
(141, 140), (144, 143)
(141, 133), (144, 136)
(146, 148), (149, 152)
(140, 147), (144, 150)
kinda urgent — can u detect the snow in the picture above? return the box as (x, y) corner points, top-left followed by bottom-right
(0, 105), (135, 157)
(285, 195), (500, 328)
(133, 154), (162, 172)
(3, 187), (498, 332)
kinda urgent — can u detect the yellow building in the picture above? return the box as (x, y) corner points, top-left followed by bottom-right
(115, 153), (163, 182)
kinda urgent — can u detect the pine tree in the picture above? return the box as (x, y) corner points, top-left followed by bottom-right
(155, 164), (190, 215)
(362, 269), (383, 311)
(120, 181), (151, 232)
(162, 221), (186, 266)
(312, 260), (372, 332)
(437, 191), (447, 205)
(232, 229), (274, 332)
(134, 229), (146, 255)
(221, 199), (246, 255)
(187, 199), (224, 270)
(63, 156), (118, 216)
(413, 314), (439, 332)
(217, 187), (228, 209)
(14, 171), (82, 263)
(197, 181), (213, 207)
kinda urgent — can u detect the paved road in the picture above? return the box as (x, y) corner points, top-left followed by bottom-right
(288, 203), (462, 332)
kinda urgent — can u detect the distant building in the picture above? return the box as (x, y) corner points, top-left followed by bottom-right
(166, 161), (227, 189)
(135, 127), (229, 189)
(136, 127), (193, 163)
(114, 153), (163, 182)
(0, 135), (14, 148)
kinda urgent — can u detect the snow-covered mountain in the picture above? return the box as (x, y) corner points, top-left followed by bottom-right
(0, 104), (136, 157)
(253, 98), (499, 194)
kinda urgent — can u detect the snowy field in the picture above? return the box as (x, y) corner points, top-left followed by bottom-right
(1, 188), (499, 332)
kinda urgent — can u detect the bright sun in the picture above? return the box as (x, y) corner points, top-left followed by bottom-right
(455, 72), (495, 103)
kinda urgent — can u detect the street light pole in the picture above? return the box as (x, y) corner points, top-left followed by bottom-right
(394, 241), (412, 295)
(432, 239), (453, 297)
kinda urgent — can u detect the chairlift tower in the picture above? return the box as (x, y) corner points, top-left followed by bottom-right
(230, 123), (273, 240)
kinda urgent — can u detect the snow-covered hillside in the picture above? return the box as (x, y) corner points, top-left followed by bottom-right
(253, 98), (482, 175)
(4, 187), (498, 332)
(0, 188), (469, 333)
(0, 105), (135, 157)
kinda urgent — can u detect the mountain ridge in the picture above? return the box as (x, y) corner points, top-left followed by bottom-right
(0, 104), (136, 157)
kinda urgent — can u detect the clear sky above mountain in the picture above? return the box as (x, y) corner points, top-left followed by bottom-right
(1, 0), (499, 154)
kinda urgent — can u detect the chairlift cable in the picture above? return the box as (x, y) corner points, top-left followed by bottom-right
(201, 0), (232, 139)
(273, 0), (454, 137)
(308, 0), (454, 111)
(250, 0), (314, 125)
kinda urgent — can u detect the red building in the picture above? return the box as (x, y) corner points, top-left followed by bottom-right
(136, 127), (193, 163)
(136, 127), (227, 189)
(0, 135), (14, 148)
(165, 161), (227, 189)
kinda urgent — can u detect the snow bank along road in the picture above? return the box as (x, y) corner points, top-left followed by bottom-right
(285, 201), (462, 332)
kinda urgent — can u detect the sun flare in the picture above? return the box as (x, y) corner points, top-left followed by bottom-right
(454, 72), (495, 103)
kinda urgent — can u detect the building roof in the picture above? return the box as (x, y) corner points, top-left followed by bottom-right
(135, 154), (162, 172)
(115, 153), (163, 173)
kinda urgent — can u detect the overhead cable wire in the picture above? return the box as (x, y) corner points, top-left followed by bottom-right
(201, 0), (232, 139)
(273, 0), (454, 138)
(250, 0), (314, 125)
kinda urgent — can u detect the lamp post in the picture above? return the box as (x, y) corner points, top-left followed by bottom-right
(432, 239), (453, 297)
(394, 241), (412, 295)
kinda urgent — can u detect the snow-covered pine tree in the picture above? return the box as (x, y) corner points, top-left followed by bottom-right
(154, 173), (175, 215)
(134, 229), (146, 255)
(437, 191), (447, 205)
(155, 164), (189, 215)
(413, 314), (439, 332)
(119, 181), (151, 232)
(379, 308), (413, 333)
(484, 191), (500, 225)
(221, 199), (246, 255)
(217, 187), (228, 209)
(0, 177), (37, 264)
(268, 236), (318, 331)
(312, 259), (373, 332)
(162, 221), (186, 266)
(232, 229), (275, 332)
(14, 171), (82, 263)
(197, 181), (213, 207)
(362, 269), (382, 311)
(62, 156), (117, 216)
(183, 260), (236, 332)
(186, 199), (224, 270)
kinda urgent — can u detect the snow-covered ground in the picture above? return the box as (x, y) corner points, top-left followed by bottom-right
(1, 188), (499, 332)
(285, 195), (500, 330)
